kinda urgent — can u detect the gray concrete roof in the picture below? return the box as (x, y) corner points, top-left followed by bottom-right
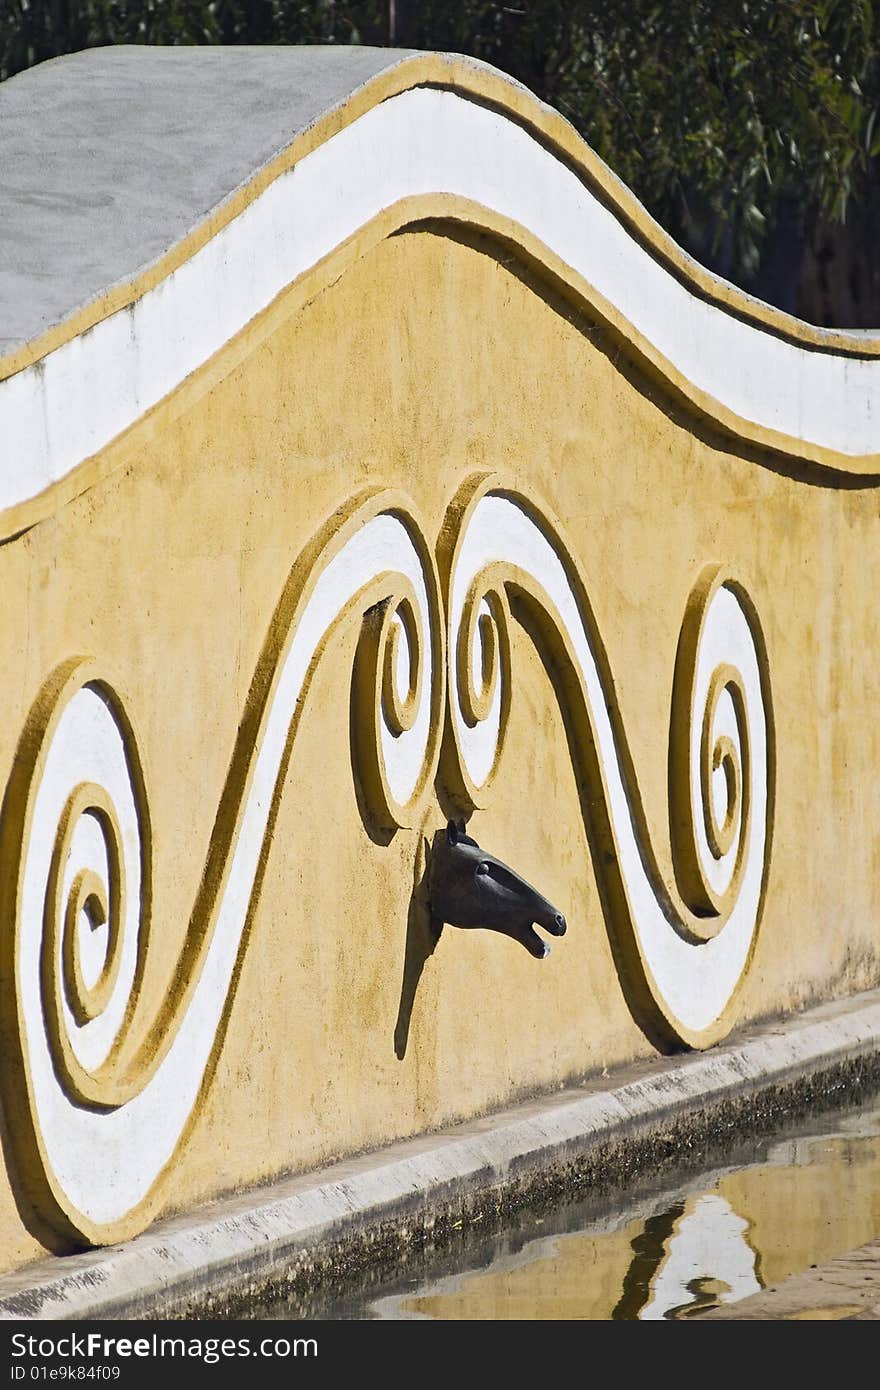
(0, 45), (430, 357)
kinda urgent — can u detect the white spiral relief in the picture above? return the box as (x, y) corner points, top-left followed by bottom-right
(7, 499), (441, 1240)
(447, 488), (772, 1046)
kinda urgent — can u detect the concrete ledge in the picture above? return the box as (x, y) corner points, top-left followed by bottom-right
(694, 1237), (880, 1319)
(1, 987), (879, 1320)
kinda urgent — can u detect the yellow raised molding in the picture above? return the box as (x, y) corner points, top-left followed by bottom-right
(0, 46), (877, 1263)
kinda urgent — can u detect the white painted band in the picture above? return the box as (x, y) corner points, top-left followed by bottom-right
(450, 494), (767, 1036)
(18, 512), (433, 1228)
(1, 88), (878, 520)
(640, 1194), (760, 1319)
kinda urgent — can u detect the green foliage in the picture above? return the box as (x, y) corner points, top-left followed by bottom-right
(1, 1), (878, 322)
(0, 1), (384, 66)
(387, 1), (880, 302)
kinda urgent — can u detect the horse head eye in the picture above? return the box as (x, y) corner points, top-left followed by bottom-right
(476, 861), (491, 877)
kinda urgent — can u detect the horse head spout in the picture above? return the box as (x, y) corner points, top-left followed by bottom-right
(427, 820), (567, 959)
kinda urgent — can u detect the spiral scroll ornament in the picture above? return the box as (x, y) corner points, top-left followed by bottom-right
(0, 493), (443, 1242)
(442, 479), (773, 1048)
(0, 477), (771, 1241)
(352, 566), (442, 831)
(448, 570), (512, 806)
(12, 672), (152, 1124)
(668, 571), (767, 932)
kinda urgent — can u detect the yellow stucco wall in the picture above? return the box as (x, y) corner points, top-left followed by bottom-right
(0, 49), (878, 1270)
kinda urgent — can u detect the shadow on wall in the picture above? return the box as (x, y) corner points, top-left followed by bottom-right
(393, 820), (568, 1059)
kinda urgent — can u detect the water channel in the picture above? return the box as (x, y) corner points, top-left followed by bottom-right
(247, 1083), (880, 1320)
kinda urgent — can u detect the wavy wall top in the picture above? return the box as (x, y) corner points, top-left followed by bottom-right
(1, 44), (879, 1262)
(1, 43), (879, 544)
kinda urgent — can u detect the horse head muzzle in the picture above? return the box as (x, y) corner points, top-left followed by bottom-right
(427, 821), (567, 959)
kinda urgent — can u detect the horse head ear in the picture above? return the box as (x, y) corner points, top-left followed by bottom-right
(447, 820), (458, 846)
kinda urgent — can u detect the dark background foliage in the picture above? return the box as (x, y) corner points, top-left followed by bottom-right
(2, 1), (878, 326)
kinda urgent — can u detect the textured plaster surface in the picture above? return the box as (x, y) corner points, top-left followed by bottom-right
(0, 226), (878, 1270)
(0, 48), (878, 1280)
(0, 986), (877, 1320)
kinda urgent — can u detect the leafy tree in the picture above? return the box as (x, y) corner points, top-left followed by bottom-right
(1, 1), (878, 325)
(386, 1), (880, 325)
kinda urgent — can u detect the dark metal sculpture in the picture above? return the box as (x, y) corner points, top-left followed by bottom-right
(428, 820), (567, 958)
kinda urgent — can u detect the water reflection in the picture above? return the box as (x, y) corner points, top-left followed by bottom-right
(256, 1091), (880, 1320)
(365, 1185), (763, 1320)
(617, 1194), (759, 1319)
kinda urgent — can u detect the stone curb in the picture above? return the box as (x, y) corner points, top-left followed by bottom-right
(1, 987), (879, 1321)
